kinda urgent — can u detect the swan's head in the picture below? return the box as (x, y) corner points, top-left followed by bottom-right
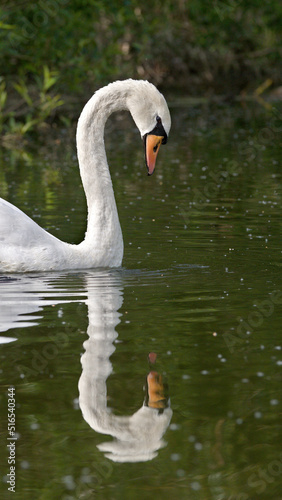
(127, 80), (171, 175)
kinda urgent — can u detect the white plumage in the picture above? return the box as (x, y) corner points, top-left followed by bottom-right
(0, 79), (171, 272)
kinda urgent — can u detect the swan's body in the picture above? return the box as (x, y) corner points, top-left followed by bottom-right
(0, 80), (170, 272)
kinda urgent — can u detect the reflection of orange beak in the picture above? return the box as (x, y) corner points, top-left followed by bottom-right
(145, 135), (164, 175)
(147, 371), (166, 409)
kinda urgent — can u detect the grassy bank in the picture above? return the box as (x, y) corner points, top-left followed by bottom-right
(0, 0), (281, 140)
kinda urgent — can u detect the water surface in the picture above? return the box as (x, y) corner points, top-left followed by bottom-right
(0, 101), (281, 499)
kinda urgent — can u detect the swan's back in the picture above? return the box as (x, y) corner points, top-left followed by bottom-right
(0, 198), (52, 246)
(0, 198), (67, 272)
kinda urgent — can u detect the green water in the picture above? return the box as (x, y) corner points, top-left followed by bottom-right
(0, 102), (281, 500)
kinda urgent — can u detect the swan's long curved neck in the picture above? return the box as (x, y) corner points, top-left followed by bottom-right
(76, 82), (128, 263)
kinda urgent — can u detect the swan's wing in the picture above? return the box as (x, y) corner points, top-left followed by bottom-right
(0, 198), (58, 248)
(0, 198), (71, 271)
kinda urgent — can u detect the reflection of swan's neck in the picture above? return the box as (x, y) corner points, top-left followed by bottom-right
(79, 328), (173, 462)
(78, 281), (173, 462)
(76, 82), (128, 265)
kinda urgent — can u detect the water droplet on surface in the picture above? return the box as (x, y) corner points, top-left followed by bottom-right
(191, 481), (201, 491)
(170, 423), (180, 431)
(194, 442), (203, 451)
(20, 461), (30, 469)
(254, 411), (262, 419)
(30, 423), (40, 430)
(176, 469), (185, 477)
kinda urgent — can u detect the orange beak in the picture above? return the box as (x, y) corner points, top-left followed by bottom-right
(147, 371), (166, 409)
(145, 134), (165, 175)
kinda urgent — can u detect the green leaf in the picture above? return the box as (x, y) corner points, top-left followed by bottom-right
(13, 81), (33, 107)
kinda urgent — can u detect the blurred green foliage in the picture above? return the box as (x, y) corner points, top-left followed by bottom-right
(0, 0), (281, 138)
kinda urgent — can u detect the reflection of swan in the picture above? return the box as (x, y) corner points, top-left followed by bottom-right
(79, 274), (172, 463)
(0, 270), (172, 463)
(0, 80), (171, 272)
(0, 274), (86, 333)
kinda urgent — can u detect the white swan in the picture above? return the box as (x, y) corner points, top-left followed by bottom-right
(0, 80), (171, 272)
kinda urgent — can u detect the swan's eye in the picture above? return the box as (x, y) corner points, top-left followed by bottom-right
(155, 116), (167, 143)
(145, 116), (167, 146)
